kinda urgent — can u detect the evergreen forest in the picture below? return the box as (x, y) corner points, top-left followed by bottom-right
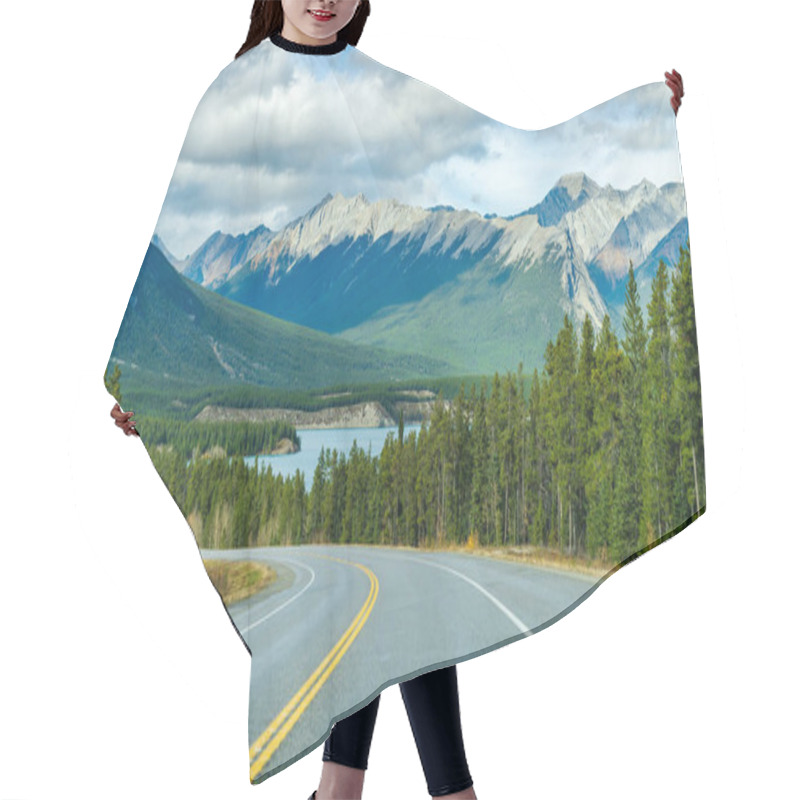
(110, 241), (705, 566)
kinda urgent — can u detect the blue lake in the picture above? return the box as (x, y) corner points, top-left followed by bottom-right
(243, 424), (423, 485)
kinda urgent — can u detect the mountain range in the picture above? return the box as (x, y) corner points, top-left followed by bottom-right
(111, 172), (688, 394)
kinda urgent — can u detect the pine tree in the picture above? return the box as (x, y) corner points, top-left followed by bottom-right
(309, 446), (327, 543)
(527, 369), (547, 547)
(486, 373), (504, 547)
(545, 314), (578, 554)
(469, 382), (490, 548)
(575, 314), (596, 555)
(670, 240), (706, 518)
(452, 382), (473, 544)
(641, 257), (678, 547)
(585, 315), (623, 559)
(616, 262), (647, 561)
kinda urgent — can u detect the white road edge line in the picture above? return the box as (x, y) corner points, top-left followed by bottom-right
(401, 554), (534, 636)
(238, 557), (316, 635)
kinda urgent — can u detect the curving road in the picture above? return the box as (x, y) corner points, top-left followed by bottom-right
(200, 544), (599, 784)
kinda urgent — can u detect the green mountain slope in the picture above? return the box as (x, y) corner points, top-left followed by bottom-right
(337, 242), (570, 376)
(106, 244), (458, 397)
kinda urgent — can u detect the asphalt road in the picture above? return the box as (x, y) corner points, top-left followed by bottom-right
(200, 544), (599, 783)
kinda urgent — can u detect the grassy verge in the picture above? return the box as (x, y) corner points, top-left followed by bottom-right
(449, 542), (612, 578)
(336, 540), (614, 579)
(202, 559), (277, 606)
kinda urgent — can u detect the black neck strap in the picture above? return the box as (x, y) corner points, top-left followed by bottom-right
(269, 31), (348, 55)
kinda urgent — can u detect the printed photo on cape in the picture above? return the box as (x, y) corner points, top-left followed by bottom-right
(104, 31), (706, 785)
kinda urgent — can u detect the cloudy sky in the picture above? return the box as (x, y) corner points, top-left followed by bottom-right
(154, 39), (683, 260)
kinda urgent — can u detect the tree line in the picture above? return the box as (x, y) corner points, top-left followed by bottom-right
(130, 416), (298, 462)
(144, 240), (705, 565)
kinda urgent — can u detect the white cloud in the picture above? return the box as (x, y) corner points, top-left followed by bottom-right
(154, 44), (683, 258)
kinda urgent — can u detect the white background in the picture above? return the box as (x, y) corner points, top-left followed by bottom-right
(1, 1), (796, 798)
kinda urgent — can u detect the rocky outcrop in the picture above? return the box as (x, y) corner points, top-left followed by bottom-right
(194, 400), (396, 429)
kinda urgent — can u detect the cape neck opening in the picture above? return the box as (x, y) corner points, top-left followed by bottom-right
(269, 31), (348, 55)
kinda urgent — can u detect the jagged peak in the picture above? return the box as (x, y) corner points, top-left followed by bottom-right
(311, 191), (372, 214)
(554, 172), (600, 200)
(150, 232), (179, 261)
(304, 191), (335, 215)
(626, 177), (658, 196)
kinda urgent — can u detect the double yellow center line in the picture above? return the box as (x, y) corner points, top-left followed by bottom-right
(249, 555), (379, 782)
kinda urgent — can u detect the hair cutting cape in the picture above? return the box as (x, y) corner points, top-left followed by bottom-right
(104, 31), (706, 786)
